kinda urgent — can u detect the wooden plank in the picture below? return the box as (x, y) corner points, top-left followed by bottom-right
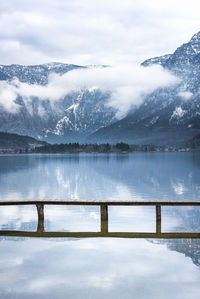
(0, 200), (199, 239)
(0, 200), (200, 206)
(0, 230), (200, 239)
(156, 205), (161, 234)
(101, 205), (108, 233)
(36, 203), (44, 233)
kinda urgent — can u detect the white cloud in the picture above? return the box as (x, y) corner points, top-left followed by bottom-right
(0, 80), (20, 113)
(0, 0), (200, 65)
(178, 91), (193, 100)
(0, 65), (179, 117)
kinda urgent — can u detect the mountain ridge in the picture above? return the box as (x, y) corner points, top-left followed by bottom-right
(1, 31), (200, 144)
(89, 31), (200, 145)
(0, 131), (46, 150)
(0, 63), (117, 142)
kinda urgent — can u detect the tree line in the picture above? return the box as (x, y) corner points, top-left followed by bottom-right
(33, 142), (160, 153)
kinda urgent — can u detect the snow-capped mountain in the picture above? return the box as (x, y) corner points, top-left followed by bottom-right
(1, 31), (200, 145)
(0, 62), (117, 142)
(0, 62), (84, 84)
(90, 32), (200, 145)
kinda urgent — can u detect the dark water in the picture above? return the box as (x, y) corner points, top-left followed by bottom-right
(0, 153), (200, 298)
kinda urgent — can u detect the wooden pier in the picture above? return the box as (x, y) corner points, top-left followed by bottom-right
(0, 200), (200, 239)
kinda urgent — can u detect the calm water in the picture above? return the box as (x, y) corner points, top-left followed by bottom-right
(0, 153), (200, 298)
(1, 152), (200, 201)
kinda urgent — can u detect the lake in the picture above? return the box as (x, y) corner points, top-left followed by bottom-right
(0, 152), (200, 298)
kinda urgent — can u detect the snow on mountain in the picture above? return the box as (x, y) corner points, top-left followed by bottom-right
(1, 31), (200, 145)
(0, 62), (84, 85)
(0, 63), (117, 142)
(89, 31), (200, 145)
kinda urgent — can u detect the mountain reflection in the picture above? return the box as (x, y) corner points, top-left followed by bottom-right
(151, 239), (200, 267)
(1, 203), (200, 269)
(1, 152), (200, 298)
(0, 152), (200, 201)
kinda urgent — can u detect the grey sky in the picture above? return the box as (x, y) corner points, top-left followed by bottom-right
(0, 0), (200, 65)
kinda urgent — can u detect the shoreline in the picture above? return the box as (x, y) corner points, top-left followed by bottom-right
(0, 149), (199, 155)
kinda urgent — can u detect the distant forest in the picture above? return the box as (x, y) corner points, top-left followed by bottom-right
(1, 131), (200, 154)
(33, 142), (164, 153)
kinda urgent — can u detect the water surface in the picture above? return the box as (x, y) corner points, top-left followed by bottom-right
(1, 152), (200, 201)
(0, 153), (200, 298)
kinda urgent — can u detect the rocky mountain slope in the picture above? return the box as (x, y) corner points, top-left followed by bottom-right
(90, 32), (200, 145)
(0, 63), (117, 142)
(1, 32), (200, 145)
(0, 62), (84, 85)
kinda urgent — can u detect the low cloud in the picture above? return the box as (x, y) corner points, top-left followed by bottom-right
(0, 64), (179, 117)
(178, 91), (193, 100)
(0, 80), (20, 113)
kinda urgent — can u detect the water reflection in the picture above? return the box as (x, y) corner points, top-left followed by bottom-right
(0, 203), (200, 298)
(44, 205), (100, 232)
(109, 206), (155, 232)
(1, 153), (200, 201)
(1, 153), (200, 298)
(162, 206), (200, 232)
(0, 238), (200, 299)
(0, 205), (37, 231)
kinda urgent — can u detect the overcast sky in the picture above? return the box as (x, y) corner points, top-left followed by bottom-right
(0, 0), (200, 66)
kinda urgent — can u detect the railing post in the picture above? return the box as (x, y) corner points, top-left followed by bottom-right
(101, 204), (108, 233)
(156, 205), (161, 234)
(36, 203), (44, 233)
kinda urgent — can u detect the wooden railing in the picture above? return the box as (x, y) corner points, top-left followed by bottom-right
(0, 200), (200, 238)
